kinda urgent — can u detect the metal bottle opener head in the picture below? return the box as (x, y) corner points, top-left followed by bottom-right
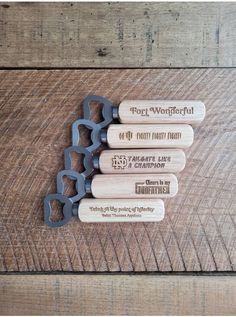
(44, 170), (91, 227)
(44, 95), (116, 228)
(44, 193), (74, 228)
(82, 95), (119, 128)
(64, 145), (94, 177)
(72, 119), (102, 152)
(44, 140), (99, 227)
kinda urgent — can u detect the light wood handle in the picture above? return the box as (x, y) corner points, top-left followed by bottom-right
(119, 100), (205, 125)
(106, 124), (193, 148)
(91, 174), (178, 198)
(79, 198), (164, 222)
(99, 149), (186, 174)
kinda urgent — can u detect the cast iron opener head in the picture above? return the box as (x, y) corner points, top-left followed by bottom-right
(44, 96), (115, 227)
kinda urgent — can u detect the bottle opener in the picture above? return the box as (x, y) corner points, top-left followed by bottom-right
(72, 119), (194, 150)
(82, 95), (205, 126)
(44, 170), (178, 227)
(64, 146), (186, 174)
(44, 172), (176, 227)
(45, 198), (165, 226)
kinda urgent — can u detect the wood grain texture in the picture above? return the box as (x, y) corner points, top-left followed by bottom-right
(0, 2), (236, 67)
(0, 69), (236, 272)
(1, 274), (236, 315)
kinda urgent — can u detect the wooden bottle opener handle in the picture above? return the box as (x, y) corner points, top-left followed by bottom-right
(78, 198), (164, 222)
(118, 100), (205, 125)
(91, 174), (178, 198)
(106, 124), (193, 149)
(99, 149), (186, 174)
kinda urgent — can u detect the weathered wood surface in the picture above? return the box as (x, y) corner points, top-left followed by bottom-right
(1, 274), (236, 315)
(0, 69), (236, 272)
(0, 2), (236, 68)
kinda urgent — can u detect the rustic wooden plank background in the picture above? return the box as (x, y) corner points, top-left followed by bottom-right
(1, 2), (236, 315)
(0, 2), (236, 68)
(0, 69), (235, 272)
(0, 274), (236, 315)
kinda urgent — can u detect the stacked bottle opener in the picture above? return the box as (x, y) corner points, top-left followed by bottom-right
(44, 96), (205, 227)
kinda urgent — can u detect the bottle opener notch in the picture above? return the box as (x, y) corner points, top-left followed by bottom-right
(64, 145), (94, 177)
(56, 170), (86, 203)
(44, 173), (88, 227)
(82, 95), (114, 128)
(44, 193), (73, 227)
(72, 119), (101, 152)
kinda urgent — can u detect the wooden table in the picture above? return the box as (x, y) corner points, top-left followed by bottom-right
(0, 3), (236, 315)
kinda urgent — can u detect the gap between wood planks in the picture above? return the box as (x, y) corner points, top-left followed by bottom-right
(1, 272), (236, 276)
(1, 67), (236, 70)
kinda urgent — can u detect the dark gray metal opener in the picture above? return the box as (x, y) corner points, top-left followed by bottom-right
(44, 95), (115, 228)
(82, 95), (119, 128)
(71, 118), (110, 151)
(44, 169), (94, 227)
(64, 145), (94, 177)
(72, 119), (102, 152)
